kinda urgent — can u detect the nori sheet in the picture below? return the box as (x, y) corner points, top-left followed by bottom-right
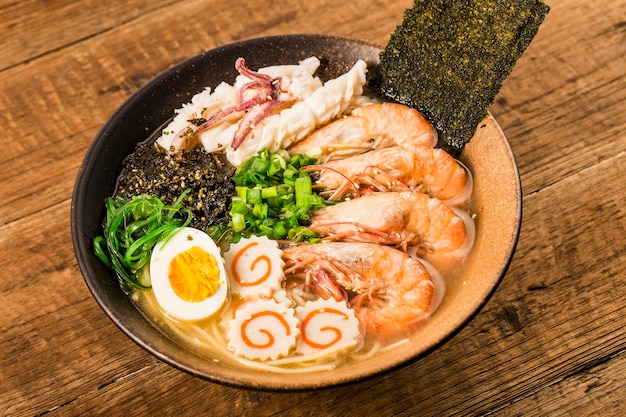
(374, 0), (550, 156)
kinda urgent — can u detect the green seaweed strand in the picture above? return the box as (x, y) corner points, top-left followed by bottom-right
(93, 189), (192, 293)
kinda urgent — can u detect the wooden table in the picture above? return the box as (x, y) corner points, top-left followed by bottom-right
(2, 0), (624, 415)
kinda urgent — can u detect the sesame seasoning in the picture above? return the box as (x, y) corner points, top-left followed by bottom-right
(115, 138), (236, 230)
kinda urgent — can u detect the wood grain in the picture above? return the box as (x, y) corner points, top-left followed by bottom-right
(490, 0), (626, 194)
(1, 0), (189, 71)
(1, 0), (625, 415)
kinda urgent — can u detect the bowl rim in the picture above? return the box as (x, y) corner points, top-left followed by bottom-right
(71, 33), (522, 390)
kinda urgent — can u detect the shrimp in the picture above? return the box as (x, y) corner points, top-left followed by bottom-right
(282, 242), (435, 337)
(303, 145), (472, 205)
(287, 102), (437, 162)
(307, 191), (472, 262)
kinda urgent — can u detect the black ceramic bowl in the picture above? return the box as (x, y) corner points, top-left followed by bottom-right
(71, 34), (521, 390)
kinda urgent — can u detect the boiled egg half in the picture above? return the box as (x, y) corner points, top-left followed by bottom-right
(150, 227), (229, 321)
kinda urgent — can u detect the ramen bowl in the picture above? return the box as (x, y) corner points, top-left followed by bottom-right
(71, 34), (521, 390)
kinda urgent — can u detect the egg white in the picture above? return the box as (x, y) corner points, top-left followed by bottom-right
(150, 227), (229, 321)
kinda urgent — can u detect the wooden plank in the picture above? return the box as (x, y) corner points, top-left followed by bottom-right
(0, 0), (176, 71)
(3, 0), (625, 225)
(412, 151), (626, 415)
(0, 200), (157, 416)
(502, 350), (626, 416)
(0, 0), (413, 225)
(490, 0), (626, 195)
(4, 137), (623, 417)
(2, 0), (625, 415)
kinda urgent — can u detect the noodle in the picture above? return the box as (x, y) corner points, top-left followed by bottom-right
(351, 340), (382, 361)
(266, 340), (359, 366)
(380, 338), (410, 352)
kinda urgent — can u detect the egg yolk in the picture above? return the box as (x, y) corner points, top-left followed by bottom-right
(168, 246), (221, 302)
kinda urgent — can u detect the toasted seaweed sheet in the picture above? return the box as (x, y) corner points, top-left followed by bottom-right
(374, 0), (550, 156)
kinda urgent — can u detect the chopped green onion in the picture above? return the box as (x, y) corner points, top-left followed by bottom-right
(246, 188), (262, 205)
(253, 203), (267, 219)
(261, 186), (278, 199)
(230, 199), (249, 215)
(212, 148), (330, 243)
(232, 212), (246, 231)
(295, 176), (312, 207)
(283, 168), (298, 183)
(266, 195), (282, 209)
(250, 157), (270, 174)
(235, 186), (248, 199)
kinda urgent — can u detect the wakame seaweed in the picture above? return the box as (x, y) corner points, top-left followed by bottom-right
(374, 0), (550, 156)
